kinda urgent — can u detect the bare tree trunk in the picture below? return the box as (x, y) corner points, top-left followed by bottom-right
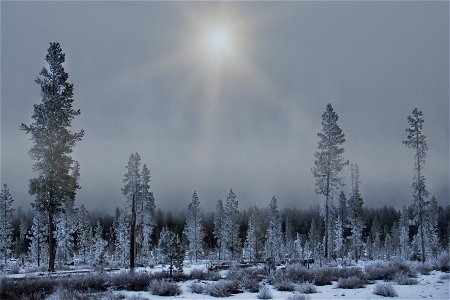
(48, 213), (56, 272)
(130, 193), (136, 272)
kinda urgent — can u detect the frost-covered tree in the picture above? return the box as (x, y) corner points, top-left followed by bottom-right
(122, 152), (141, 271)
(284, 217), (295, 259)
(158, 227), (184, 277)
(138, 164), (156, 263)
(91, 221), (107, 270)
(244, 215), (256, 261)
(403, 108), (429, 263)
(369, 217), (382, 260)
(312, 103), (348, 259)
(399, 206), (411, 260)
(425, 196), (440, 258)
(213, 199), (226, 260)
(390, 221), (401, 258)
(114, 208), (130, 265)
(308, 218), (322, 260)
(20, 42), (84, 272)
(264, 196), (283, 261)
(0, 184), (14, 263)
(28, 210), (48, 267)
(347, 163), (364, 262)
(224, 189), (240, 260)
(293, 233), (303, 262)
(77, 205), (91, 264)
(184, 191), (204, 262)
(334, 214), (344, 259)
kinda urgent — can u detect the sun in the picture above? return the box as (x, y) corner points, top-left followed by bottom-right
(203, 26), (233, 59)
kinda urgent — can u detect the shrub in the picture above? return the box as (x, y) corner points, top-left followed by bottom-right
(207, 280), (241, 297)
(148, 279), (182, 296)
(109, 272), (153, 291)
(365, 262), (399, 281)
(257, 286), (273, 299)
(190, 283), (206, 294)
(337, 276), (366, 289)
(275, 280), (295, 291)
(286, 293), (311, 300)
(395, 273), (418, 285)
(7, 263), (21, 274)
(242, 277), (261, 293)
(334, 267), (364, 279)
(205, 270), (222, 281)
(373, 283), (397, 297)
(311, 267), (333, 286)
(190, 268), (207, 279)
(439, 273), (450, 280)
(64, 273), (108, 292)
(297, 282), (317, 294)
(46, 286), (85, 300)
(435, 252), (450, 272)
(285, 264), (313, 283)
(415, 263), (432, 275)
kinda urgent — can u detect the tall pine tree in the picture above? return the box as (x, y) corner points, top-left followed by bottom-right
(21, 42), (84, 271)
(0, 184), (14, 263)
(403, 108), (429, 263)
(312, 103), (348, 259)
(184, 191), (204, 262)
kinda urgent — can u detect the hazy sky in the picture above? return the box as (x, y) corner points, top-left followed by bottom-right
(1, 1), (448, 213)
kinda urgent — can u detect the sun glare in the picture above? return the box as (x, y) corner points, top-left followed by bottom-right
(204, 26), (233, 59)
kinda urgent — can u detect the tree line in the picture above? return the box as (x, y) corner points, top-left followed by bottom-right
(1, 42), (448, 273)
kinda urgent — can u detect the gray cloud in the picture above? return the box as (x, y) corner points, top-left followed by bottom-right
(1, 1), (448, 213)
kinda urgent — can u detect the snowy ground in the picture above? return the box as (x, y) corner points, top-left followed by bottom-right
(2, 262), (449, 299)
(109, 266), (449, 300)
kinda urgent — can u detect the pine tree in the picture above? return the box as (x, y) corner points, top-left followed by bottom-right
(158, 227), (184, 277)
(77, 205), (91, 264)
(293, 233), (304, 262)
(244, 210), (257, 261)
(28, 210), (48, 267)
(184, 191), (204, 262)
(312, 103), (348, 259)
(91, 221), (107, 271)
(213, 199), (226, 260)
(114, 208), (130, 265)
(399, 206), (411, 260)
(224, 189), (240, 260)
(403, 108), (429, 263)
(284, 217), (295, 260)
(390, 221), (401, 258)
(20, 42), (84, 271)
(369, 217), (382, 260)
(0, 184), (14, 263)
(139, 164), (156, 263)
(425, 196), (440, 258)
(347, 163), (364, 262)
(308, 218), (322, 260)
(334, 214), (344, 259)
(264, 196), (283, 261)
(122, 152), (142, 271)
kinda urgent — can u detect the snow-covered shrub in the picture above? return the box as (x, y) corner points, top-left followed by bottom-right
(337, 275), (366, 289)
(311, 267), (334, 286)
(7, 263), (21, 274)
(286, 293), (311, 300)
(435, 252), (449, 272)
(190, 282), (206, 294)
(190, 268), (221, 281)
(297, 282), (317, 294)
(257, 286), (272, 299)
(414, 263), (432, 275)
(65, 273), (108, 292)
(439, 273), (450, 280)
(148, 279), (181, 296)
(373, 283), (397, 297)
(190, 268), (207, 279)
(46, 286), (84, 300)
(395, 273), (418, 285)
(242, 277), (261, 292)
(285, 264), (313, 283)
(334, 267), (364, 279)
(275, 279), (295, 291)
(365, 262), (402, 281)
(0, 277), (53, 299)
(206, 280), (241, 297)
(109, 272), (153, 291)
